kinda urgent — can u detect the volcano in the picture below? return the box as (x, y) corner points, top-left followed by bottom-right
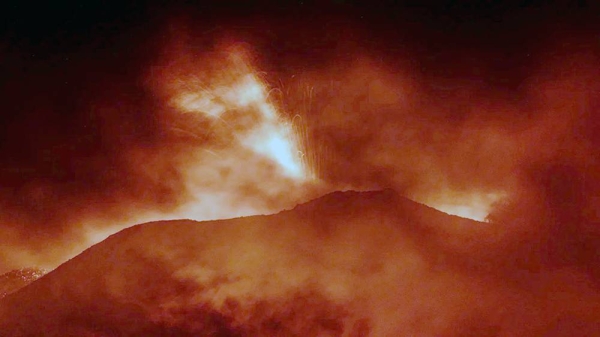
(1, 190), (599, 336)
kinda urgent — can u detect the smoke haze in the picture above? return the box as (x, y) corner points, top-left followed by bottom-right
(0, 1), (599, 286)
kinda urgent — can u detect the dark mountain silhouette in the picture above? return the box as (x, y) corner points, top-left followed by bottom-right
(1, 190), (599, 336)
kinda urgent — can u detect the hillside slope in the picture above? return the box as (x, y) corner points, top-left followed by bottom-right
(1, 189), (599, 336)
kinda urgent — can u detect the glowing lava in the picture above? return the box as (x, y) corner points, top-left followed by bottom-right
(169, 50), (310, 181)
(423, 192), (504, 222)
(433, 203), (490, 222)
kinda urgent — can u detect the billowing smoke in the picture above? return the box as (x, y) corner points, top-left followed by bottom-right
(1, 2), (599, 289)
(303, 36), (600, 279)
(0, 5), (334, 271)
(0, 5), (182, 270)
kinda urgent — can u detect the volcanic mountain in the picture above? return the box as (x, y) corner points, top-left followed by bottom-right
(1, 190), (599, 336)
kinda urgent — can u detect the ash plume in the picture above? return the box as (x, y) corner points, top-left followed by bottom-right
(0, 1), (599, 291)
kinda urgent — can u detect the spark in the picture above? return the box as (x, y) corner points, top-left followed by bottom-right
(169, 50), (311, 181)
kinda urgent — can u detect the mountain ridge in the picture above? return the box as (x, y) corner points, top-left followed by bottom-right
(1, 189), (599, 336)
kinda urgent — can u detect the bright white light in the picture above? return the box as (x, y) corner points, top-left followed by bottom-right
(424, 192), (505, 222)
(245, 125), (305, 179)
(433, 204), (490, 222)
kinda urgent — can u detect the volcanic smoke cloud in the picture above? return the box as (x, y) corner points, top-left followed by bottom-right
(1, 0), (600, 314)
